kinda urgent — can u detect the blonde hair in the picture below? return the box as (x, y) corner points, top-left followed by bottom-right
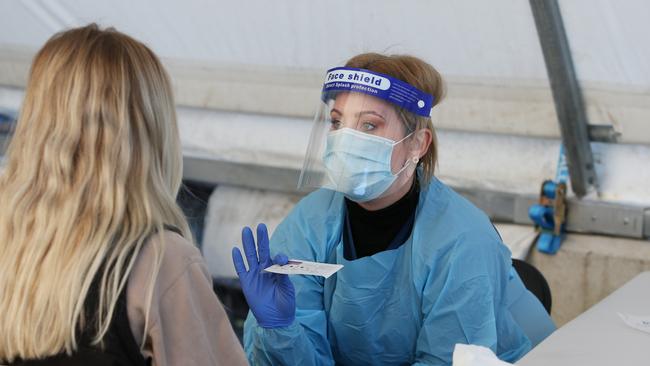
(0, 24), (190, 361)
(345, 53), (445, 184)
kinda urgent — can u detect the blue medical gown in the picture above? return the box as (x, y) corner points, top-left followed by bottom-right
(244, 177), (539, 365)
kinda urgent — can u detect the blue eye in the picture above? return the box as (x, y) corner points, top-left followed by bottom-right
(362, 122), (376, 131)
(330, 119), (342, 130)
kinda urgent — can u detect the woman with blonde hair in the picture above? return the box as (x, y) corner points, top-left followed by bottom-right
(0, 24), (246, 365)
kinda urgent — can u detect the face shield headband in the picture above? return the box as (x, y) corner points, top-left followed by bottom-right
(322, 67), (435, 118)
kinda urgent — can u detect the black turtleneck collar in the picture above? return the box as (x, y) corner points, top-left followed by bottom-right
(344, 177), (420, 259)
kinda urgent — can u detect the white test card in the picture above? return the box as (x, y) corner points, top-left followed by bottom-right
(264, 260), (343, 279)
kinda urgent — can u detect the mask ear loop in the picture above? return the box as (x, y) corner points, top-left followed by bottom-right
(407, 129), (427, 168)
(392, 131), (415, 146)
(394, 153), (421, 177)
(391, 129), (424, 177)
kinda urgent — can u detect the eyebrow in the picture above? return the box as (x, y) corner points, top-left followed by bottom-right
(330, 108), (386, 121)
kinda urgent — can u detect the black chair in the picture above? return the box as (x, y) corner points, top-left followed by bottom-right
(512, 258), (552, 314)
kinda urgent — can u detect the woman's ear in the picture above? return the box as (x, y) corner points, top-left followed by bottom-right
(413, 129), (432, 159)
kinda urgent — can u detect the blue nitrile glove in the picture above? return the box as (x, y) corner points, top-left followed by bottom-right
(232, 223), (296, 328)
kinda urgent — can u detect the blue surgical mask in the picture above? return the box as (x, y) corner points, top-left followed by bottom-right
(323, 128), (416, 202)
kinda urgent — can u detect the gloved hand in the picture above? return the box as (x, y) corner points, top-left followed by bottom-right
(232, 223), (296, 328)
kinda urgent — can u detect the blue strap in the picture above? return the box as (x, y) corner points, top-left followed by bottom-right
(322, 67), (435, 117)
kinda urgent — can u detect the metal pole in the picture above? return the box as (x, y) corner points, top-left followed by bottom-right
(529, 0), (596, 197)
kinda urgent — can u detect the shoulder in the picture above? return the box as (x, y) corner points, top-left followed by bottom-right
(418, 178), (501, 245)
(152, 230), (204, 270)
(414, 178), (510, 270)
(427, 178), (494, 224)
(133, 230), (205, 285)
(127, 230), (208, 310)
(272, 188), (345, 262)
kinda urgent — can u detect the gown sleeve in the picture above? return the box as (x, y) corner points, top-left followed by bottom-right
(243, 198), (337, 366)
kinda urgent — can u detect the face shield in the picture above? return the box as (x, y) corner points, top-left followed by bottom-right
(298, 67), (434, 202)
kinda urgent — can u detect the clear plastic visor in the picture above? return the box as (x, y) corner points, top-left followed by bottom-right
(297, 90), (422, 200)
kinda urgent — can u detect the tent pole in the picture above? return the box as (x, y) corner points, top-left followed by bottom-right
(529, 0), (596, 197)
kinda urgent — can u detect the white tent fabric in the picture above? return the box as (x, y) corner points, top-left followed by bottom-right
(1, 0), (650, 143)
(4, 1), (549, 75)
(2, 0), (649, 85)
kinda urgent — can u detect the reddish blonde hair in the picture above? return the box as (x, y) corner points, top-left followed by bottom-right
(345, 53), (445, 183)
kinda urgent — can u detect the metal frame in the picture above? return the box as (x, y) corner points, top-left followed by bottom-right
(529, 0), (597, 197)
(588, 124), (620, 143)
(183, 156), (650, 240)
(183, 155), (301, 193)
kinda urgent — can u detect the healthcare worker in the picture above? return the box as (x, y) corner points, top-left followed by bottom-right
(232, 53), (555, 365)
